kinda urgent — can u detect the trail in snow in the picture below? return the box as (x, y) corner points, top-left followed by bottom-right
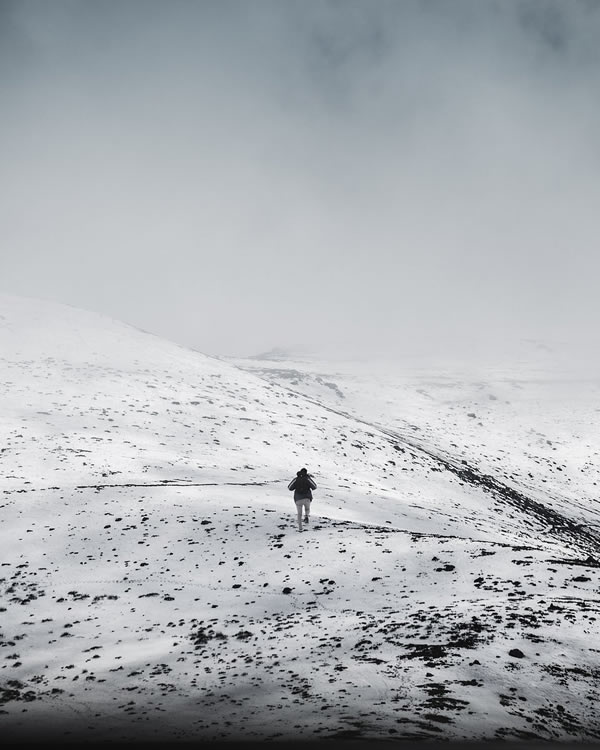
(1, 479), (276, 495)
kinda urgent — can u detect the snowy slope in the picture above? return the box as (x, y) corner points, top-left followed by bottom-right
(228, 351), (600, 551)
(2, 294), (600, 742)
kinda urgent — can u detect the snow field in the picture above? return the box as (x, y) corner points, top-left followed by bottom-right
(2, 294), (600, 740)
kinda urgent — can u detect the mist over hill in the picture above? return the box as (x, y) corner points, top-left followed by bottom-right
(2, 293), (600, 743)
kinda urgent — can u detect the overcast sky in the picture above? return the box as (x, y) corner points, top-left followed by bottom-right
(1, 0), (599, 359)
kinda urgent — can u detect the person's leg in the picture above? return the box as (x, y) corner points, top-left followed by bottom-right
(303, 499), (310, 522)
(296, 500), (303, 531)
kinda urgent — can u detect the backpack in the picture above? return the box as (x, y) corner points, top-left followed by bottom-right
(295, 473), (310, 493)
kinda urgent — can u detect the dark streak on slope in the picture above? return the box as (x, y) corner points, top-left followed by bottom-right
(380, 428), (600, 560)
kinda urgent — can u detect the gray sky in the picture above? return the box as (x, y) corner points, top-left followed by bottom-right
(1, 0), (600, 358)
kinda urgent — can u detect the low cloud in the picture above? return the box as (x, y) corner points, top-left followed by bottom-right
(1, 0), (599, 358)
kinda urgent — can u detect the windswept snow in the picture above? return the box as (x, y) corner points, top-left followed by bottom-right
(2, 293), (600, 742)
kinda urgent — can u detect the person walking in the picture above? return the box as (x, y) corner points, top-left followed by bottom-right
(288, 467), (317, 532)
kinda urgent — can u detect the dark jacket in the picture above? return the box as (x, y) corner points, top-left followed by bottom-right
(288, 473), (317, 501)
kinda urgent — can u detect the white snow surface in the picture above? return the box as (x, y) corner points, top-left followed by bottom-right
(2, 293), (600, 741)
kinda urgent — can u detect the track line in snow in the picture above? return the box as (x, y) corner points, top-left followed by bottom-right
(311, 514), (543, 551)
(1, 479), (279, 495)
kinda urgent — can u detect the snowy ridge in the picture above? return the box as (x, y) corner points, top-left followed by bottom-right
(2, 294), (600, 742)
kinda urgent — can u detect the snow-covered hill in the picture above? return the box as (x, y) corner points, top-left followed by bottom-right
(2, 293), (600, 742)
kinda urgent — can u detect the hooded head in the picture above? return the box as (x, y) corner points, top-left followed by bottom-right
(298, 467), (308, 476)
